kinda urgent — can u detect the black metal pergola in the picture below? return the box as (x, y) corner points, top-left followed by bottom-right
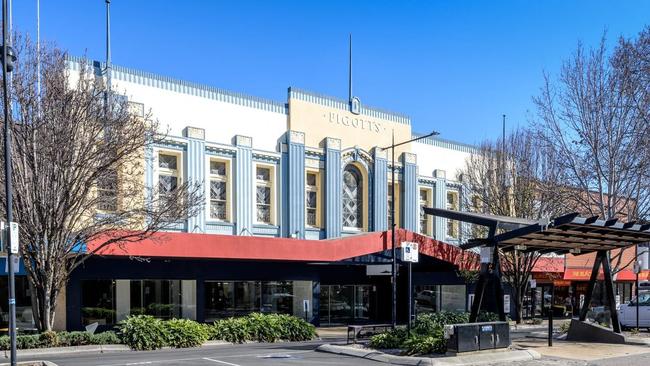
(424, 207), (650, 333)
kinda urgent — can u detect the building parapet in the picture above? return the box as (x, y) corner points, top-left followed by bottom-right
(66, 56), (288, 115)
(288, 87), (411, 126)
(413, 132), (477, 154)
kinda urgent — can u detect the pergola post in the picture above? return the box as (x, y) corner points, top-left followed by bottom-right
(579, 251), (604, 321)
(469, 264), (488, 322)
(601, 250), (621, 333)
(493, 243), (506, 321)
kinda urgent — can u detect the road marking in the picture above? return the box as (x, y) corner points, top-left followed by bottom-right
(203, 357), (241, 366)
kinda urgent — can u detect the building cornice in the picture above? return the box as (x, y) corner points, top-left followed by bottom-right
(412, 132), (477, 154)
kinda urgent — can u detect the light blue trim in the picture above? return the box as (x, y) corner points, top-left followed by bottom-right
(67, 56), (287, 115)
(252, 224), (280, 237)
(402, 155), (418, 233)
(434, 178), (447, 240)
(234, 137), (253, 236)
(325, 145), (342, 238)
(412, 132), (477, 154)
(372, 151), (388, 231)
(305, 228), (325, 240)
(206, 222), (235, 235)
(144, 141), (154, 212)
(287, 133), (306, 239)
(186, 139), (206, 233)
(289, 87), (411, 125)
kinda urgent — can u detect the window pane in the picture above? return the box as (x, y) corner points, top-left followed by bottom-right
(210, 181), (226, 201)
(261, 281), (293, 315)
(0, 277), (33, 330)
(440, 285), (466, 312)
(257, 186), (271, 205)
(306, 191), (317, 209)
(307, 209), (317, 226)
(159, 175), (178, 194)
(420, 189), (428, 201)
(81, 280), (115, 326)
(306, 173), (316, 187)
(256, 167), (270, 181)
(343, 166), (362, 228)
(159, 154), (177, 170)
(210, 202), (226, 220)
(257, 205), (271, 223)
(210, 161), (226, 176)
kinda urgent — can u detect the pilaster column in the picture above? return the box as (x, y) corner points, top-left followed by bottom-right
(325, 138), (342, 238)
(401, 152), (418, 232)
(372, 148), (388, 231)
(185, 127), (206, 233)
(287, 131), (306, 238)
(234, 135), (253, 236)
(434, 169), (447, 240)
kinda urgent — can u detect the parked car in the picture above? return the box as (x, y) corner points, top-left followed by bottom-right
(618, 292), (650, 330)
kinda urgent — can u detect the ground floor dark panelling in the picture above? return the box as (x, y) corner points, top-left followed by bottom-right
(66, 256), (508, 331)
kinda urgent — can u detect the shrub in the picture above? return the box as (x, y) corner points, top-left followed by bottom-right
(17, 335), (41, 349)
(210, 317), (250, 343)
(401, 334), (446, 356)
(118, 315), (168, 350)
(57, 331), (92, 346)
(368, 328), (408, 349)
(275, 314), (317, 341)
(0, 336), (10, 350)
(165, 318), (208, 348)
(39, 331), (59, 347)
(91, 331), (121, 345)
(246, 313), (282, 342)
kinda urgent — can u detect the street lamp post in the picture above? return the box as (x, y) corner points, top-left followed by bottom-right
(382, 130), (439, 328)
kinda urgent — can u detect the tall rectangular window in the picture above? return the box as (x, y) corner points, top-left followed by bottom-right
(447, 190), (459, 239)
(158, 153), (179, 205)
(209, 160), (228, 221)
(256, 166), (272, 224)
(419, 188), (431, 235)
(306, 172), (319, 227)
(97, 169), (118, 211)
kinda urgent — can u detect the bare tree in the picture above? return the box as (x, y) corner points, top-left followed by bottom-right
(533, 33), (650, 273)
(0, 37), (203, 331)
(460, 129), (564, 323)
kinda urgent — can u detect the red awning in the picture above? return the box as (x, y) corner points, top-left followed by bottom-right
(532, 257), (564, 273)
(86, 229), (476, 268)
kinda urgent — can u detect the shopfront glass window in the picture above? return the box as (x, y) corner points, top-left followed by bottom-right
(0, 277), (33, 330)
(204, 280), (312, 322)
(414, 285), (467, 314)
(319, 284), (374, 326)
(81, 280), (115, 325)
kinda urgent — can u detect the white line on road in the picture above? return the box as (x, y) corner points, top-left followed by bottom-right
(202, 357), (241, 366)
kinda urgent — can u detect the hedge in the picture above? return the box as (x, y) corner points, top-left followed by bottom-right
(0, 331), (122, 350)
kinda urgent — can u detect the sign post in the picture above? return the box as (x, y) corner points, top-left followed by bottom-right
(633, 260), (641, 332)
(402, 242), (419, 333)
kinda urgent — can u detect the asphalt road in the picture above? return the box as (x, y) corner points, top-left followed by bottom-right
(17, 340), (379, 366)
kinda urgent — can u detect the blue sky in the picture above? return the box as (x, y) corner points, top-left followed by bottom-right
(11, 0), (650, 144)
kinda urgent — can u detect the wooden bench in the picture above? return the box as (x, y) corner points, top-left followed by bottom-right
(347, 324), (393, 344)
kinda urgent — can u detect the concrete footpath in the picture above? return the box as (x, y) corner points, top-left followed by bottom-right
(316, 344), (541, 366)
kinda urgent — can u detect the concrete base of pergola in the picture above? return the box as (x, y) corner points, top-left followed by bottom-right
(566, 319), (626, 344)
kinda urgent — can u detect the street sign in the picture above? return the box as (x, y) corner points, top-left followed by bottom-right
(9, 222), (19, 254)
(633, 260), (641, 274)
(0, 221), (5, 252)
(402, 242), (419, 263)
(480, 247), (493, 263)
(529, 279), (537, 289)
(504, 295), (511, 313)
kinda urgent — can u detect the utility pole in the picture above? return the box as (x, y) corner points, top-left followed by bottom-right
(2, 0), (18, 363)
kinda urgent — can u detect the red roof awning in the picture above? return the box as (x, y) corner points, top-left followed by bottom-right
(86, 229), (476, 268)
(532, 257), (564, 273)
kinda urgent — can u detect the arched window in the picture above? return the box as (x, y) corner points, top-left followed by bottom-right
(342, 165), (363, 228)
